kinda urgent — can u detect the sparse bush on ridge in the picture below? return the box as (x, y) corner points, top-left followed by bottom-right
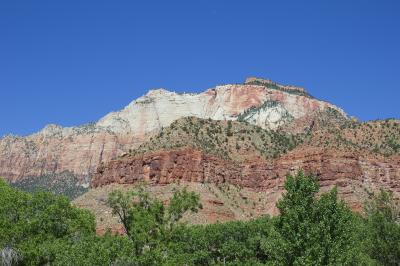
(129, 117), (300, 162)
(10, 171), (88, 199)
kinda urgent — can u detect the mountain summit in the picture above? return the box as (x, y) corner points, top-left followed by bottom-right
(0, 77), (346, 184)
(0, 77), (399, 226)
(96, 77), (346, 134)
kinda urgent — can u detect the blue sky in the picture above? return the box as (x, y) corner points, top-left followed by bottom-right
(0, 0), (399, 136)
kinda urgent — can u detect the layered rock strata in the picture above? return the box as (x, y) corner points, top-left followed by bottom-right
(0, 78), (344, 186)
(92, 147), (400, 213)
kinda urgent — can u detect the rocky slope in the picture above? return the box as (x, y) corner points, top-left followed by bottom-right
(0, 77), (345, 196)
(97, 77), (347, 134)
(1, 75), (399, 230)
(130, 117), (301, 162)
(92, 139), (400, 211)
(88, 116), (400, 228)
(86, 146), (400, 229)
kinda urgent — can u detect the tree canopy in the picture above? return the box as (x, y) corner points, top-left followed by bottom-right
(1, 173), (399, 265)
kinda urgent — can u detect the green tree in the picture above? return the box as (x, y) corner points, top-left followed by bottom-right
(166, 216), (272, 265)
(365, 189), (400, 265)
(45, 234), (136, 266)
(107, 185), (202, 259)
(262, 172), (370, 265)
(0, 179), (95, 265)
(227, 120), (233, 136)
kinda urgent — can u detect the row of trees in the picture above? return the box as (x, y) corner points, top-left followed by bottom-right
(1, 172), (399, 265)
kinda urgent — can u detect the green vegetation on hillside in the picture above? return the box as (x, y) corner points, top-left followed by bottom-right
(131, 117), (301, 161)
(342, 119), (400, 156)
(130, 116), (400, 164)
(306, 118), (400, 156)
(245, 80), (314, 98)
(11, 171), (88, 199)
(1, 172), (399, 265)
(8, 116), (400, 201)
(0, 179), (95, 265)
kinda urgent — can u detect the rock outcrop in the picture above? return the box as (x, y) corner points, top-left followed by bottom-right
(0, 78), (345, 188)
(0, 128), (140, 185)
(97, 83), (346, 133)
(2, 75), (398, 227)
(92, 147), (400, 213)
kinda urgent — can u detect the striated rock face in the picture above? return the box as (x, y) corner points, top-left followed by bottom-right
(277, 147), (400, 212)
(244, 77), (310, 97)
(0, 129), (141, 184)
(92, 147), (400, 214)
(0, 78), (345, 188)
(97, 83), (346, 134)
(2, 75), (397, 228)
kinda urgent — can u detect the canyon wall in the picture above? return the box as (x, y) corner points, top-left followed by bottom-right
(0, 79), (344, 186)
(92, 147), (400, 213)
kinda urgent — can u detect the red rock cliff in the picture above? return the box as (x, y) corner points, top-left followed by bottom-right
(92, 147), (400, 213)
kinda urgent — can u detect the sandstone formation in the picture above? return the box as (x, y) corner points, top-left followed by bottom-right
(1, 76), (398, 229)
(0, 128), (140, 184)
(92, 147), (400, 214)
(0, 77), (345, 189)
(97, 83), (346, 133)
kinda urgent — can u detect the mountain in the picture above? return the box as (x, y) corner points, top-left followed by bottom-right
(87, 117), (400, 229)
(1, 77), (399, 230)
(0, 77), (345, 194)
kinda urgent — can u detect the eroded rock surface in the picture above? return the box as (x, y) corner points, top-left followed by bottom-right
(0, 78), (344, 187)
(92, 147), (400, 214)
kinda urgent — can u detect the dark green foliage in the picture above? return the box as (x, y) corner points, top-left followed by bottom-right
(333, 119), (400, 156)
(364, 190), (400, 265)
(1, 172), (399, 265)
(387, 138), (400, 153)
(167, 217), (272, 265)
(264, 172), (370, 265)
(45, 234), (137, 266)
(107, 185), (202, 260)
(227, 120), (233, 136)
(245, 80), (314, 98)
(0, 179), (95, 265)
(132, 117), (300, 161)
(11, 171), (88, 199)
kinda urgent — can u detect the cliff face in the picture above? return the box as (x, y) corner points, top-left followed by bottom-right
(0, 128), (140, 184)
(97, 84), (346, 134)
(0, 78), (344, 189)
(92, 147), (400, 214)
(2, 76), (399, 228)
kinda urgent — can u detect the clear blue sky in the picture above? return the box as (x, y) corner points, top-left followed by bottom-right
(1, 0), (399, 136)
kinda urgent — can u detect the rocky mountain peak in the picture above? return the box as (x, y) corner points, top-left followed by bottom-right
(245, 76), (310, 97)
(245, 76), (276, 85)
(1, 77), (399, 229)
(145, 88), (175, 97)
(35, 123), (67, 138)
(0, 77), (351, 196)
